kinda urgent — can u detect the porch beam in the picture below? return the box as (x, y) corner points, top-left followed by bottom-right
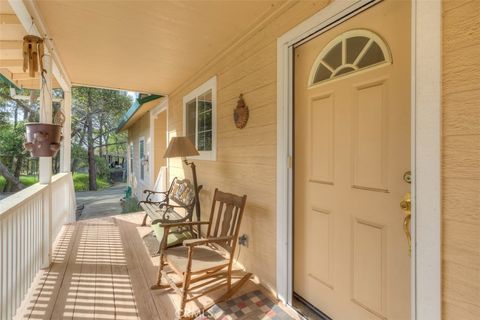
(0, 13), (21, 25)
(0, 59), (23, 68)
(60, 90), (72, 173)
(0, 40), (22, 50)
(11, 72), (40, 80)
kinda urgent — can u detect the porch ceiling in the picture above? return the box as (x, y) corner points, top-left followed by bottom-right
(34, 0), (284, 94)
(0, 1), (61, 90)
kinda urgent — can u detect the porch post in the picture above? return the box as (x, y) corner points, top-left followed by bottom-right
(60, 89), (72, 173)
(39, 53), (53, 184)
(39, 53), (53, 267)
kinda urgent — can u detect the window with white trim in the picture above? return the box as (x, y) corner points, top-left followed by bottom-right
(309, 29), (392, 86)
(183, 76), (217, 160)
(139, 137), (145, 181)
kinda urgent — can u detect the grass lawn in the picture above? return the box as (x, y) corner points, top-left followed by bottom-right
(0, 173), (110, 192)
(73, 173), (111, 191)
(0, 175), (38, 190)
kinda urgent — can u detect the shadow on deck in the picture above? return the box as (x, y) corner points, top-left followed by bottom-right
(18, 213), (288, 320)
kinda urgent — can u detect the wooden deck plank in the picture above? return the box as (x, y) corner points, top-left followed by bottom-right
(22, 223), (82, 320)
(115, 216), (163, 320)
(16, 213), (293, 320)
(74, 222), (99, 319)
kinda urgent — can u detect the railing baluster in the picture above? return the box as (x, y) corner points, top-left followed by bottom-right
(0, 173), (75, 319)
(1, 219), (6, 320)
(20, 206), (24, 300)
(13, 211), (17, 319)
(7, 214), (12, 319)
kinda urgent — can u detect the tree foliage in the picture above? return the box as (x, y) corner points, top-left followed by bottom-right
(71, 87), (132, 190)
(0, 81), (133, 193)
(0, 83), (39, 191)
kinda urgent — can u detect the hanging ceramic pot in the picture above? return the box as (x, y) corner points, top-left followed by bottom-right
(24, 123), (63, 157)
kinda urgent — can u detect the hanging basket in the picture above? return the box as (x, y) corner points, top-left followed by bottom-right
(24, 123), (63, 157)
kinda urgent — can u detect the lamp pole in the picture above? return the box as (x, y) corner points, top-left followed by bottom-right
(184, 159), (201, 238)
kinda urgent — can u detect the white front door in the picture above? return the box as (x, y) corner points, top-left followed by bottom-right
(293, 1), (411, 319)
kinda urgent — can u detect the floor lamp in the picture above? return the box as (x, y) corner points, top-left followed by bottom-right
(163, 136), (201, 237)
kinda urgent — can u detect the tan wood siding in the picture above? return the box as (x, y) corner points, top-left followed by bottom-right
(154, 111), (167, 182)
(167, 1), (330, 290)
(442, 1), (480, 319)
(163, 0), (480, 310)
(128, 112), (151, 199)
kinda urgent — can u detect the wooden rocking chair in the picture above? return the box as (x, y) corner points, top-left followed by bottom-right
(152, 188), (250, 318)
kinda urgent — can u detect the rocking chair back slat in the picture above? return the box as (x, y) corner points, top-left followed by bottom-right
(207, 189), (247, 253)
(229, 207), (240, 237)
(210, 201), (224, 237)
(220, 204), (234, 236)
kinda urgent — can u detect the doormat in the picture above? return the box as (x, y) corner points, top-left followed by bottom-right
(142, 231), (161, 257)
(195, 290), (293, 320)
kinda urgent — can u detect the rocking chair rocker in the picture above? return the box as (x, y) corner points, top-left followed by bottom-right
(151, 188), (250, 318)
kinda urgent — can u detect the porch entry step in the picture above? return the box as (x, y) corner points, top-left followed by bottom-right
(292, 292), (331, 320)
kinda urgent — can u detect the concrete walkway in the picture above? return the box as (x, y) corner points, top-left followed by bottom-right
(75, 183), (127, 220)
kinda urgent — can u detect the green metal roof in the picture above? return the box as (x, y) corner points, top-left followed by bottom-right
(117, 94), (162, 132)
(0, 74), (21, 90)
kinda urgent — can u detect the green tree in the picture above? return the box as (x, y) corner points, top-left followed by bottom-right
(71, 87), (131, 191)
(0, 81), (132, 193)
(0, 123), (29, 191)
(0, 82), (39, 191)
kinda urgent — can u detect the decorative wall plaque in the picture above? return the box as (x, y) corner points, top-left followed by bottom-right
(233, 94), (249, 129)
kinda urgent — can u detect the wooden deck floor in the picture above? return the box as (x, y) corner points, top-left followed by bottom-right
(17, 213), (282, 320)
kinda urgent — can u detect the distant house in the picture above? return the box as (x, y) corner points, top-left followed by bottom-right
(117, 94), (165, 199)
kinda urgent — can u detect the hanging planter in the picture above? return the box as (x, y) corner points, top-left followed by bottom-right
(22, 34), (65, 157)
(25, 105), (66, 157)
(25, 108), (65, 157)
(24, 122), (63, 157)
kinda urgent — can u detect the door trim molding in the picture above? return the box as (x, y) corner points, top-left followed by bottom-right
(275, 1), (441, 319)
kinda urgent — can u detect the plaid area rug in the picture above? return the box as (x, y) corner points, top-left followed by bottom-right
(195, 290), (293, 320)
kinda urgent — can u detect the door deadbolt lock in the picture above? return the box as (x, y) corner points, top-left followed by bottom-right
(403, 171), (411, 184)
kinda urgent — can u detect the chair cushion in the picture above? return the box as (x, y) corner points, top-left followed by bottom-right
(151, 223), (193, 248)
(166, 245), (229, 274)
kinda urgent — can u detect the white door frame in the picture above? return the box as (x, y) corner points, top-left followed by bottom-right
(275, 0), (441, 319)
(149, 97), (169, 188)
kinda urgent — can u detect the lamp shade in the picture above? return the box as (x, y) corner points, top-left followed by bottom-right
(163, 136), (200, 158)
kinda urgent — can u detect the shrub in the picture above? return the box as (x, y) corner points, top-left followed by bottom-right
(95, 156), (111, 181)
(0, 175), (38, 190)
(121, 196), (142, 214)
(73, 173), (110, 191)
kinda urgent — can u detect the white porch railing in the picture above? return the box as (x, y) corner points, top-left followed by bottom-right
(0, 173), (76, 320)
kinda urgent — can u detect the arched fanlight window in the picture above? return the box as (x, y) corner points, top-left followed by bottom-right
(309, 29), (392, 86)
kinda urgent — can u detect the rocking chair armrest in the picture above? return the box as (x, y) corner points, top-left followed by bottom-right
(183, 236), (234, 247)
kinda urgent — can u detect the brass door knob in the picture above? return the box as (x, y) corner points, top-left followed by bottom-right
(400, 192), (411, 255)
